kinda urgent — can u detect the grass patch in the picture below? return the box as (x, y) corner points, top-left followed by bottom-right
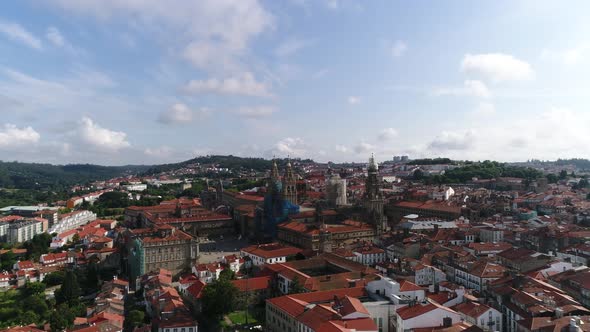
(228, 311), (258, 325)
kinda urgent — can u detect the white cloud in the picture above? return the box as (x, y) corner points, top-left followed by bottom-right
(183, 72), (271, 97)
(78, 117), (130, 152)
(461, 53), (534, 82)
(335, 145), (348, 153)
(428, 130), (475, 151)
(347, 96), (361, 105)
(52, 0), (274, 74)
(377, 128), (398, 141)
(354, 141), (375, 154)
(421, 107), (590, 161)
(231, 106), (277, 118)
(433, 80), (491, 98)
(275, 38), (313, 57)
(326, 0), (339, 9)
(158, 103), (194, 124)
(541, 44), (590, 65)
(391, 40), (407, 57)
(144, 146), (174, 158)
(274, 137), (306, 157)
(474, 102), (496, 116)
(312, 68), (329, 79)
(0, 67), (125, 115)
(0, 20), (42, 50)
(0, 124), (40, 148)
(46, 26), (65, 47)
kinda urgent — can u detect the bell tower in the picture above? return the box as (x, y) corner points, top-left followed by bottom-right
(282, 159), (298, 205)
(364, 154), (386, 236)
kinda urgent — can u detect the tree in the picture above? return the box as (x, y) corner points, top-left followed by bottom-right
(288, 276), (305, 294)
(576, 178), (589, 189)
(55, 270), (81, 305)
(22, 295), (49, 320)
(412, 169), (424, 181)
(24, 233), (52, 260)
(201, 277), (239, 320)
(71, 233), (80, 244)
(219, 268), (236, 281)
(127, 310), (145, 327)
(0, 251), (16, 271)
(559, 170), (568, 180)
(85, 261), (99, 291)
(43, 271), (65, 287)
(546, 173), (558, 184)
(23, 281), (46, 297)
(50, 304), (75, 332)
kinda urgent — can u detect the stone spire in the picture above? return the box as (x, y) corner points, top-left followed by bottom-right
(270, 159), (280, 182)
(282, 158), (298, 205)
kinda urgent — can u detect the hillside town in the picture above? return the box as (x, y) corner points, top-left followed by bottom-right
(1, 155), (590, 332)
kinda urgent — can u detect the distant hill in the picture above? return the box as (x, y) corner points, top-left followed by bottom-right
(555, 158), (590, 170)
(0, 161), (150, 190)
(142, 155), (313, 175)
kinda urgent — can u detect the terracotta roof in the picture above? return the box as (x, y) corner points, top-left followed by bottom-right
(427, 291), (456, 305)
(231, 276), (271, 292)
(186, 280), (206, 299)
(497, 247), (537, 260)
(399, 279), (425, 292)
(242, 242), (302, 259)
(397, 301), (457, 320)
(340, 296), (369, 316)
(267, 287), (367, 318)
(469, 261), (506, 278)
(452, 301), (493, 319)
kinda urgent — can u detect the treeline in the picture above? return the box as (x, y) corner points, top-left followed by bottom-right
(143, 155), (312, 175)
(0, 161), (149, 190)
(555, 158), (590, 170)
(420, 161), (543, 184)
(409, 158), (455, 165)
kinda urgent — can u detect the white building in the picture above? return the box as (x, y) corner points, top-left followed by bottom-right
(0, 222), (9, 242)
(49, 210), (97, 234)
(222, 254), (244, 273)
(453, 261), (506, 292)
(414, 264), (446, 286)
(429, 186), (455, 201)
(125, 184), (148, 192)
(366, 276), (426, 305)
(353, 246), (386, 266)
(8, 219), (46, 243)
(241, 243), (301, 267)
(453, 301), (502, 332)
(479, 227), (504, 243)
(394, 300), (462, 332)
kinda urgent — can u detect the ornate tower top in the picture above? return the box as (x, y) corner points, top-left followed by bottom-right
(284, 158), (295, 181)
(271, 159), (280, 181)
(368, 153), (378, 172)
(365, 153), (380, 200)
(282, 158), (298, 205)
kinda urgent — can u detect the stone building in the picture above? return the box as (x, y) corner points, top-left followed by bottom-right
(124, 224), (199, 283)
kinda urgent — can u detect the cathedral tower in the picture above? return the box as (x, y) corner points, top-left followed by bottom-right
(282, 160), (298, 205)
(364, 154), (386, 236)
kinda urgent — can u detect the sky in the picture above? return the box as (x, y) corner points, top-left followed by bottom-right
(1, 0), (590, 165)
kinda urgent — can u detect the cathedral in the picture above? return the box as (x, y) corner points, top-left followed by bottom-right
(276, 154), (388, 252)
(256, 159), (300, 241)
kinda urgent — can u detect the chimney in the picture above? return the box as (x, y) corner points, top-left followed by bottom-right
(443, 317), (453, 328)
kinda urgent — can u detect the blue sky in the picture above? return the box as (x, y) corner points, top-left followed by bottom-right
(1, 0), (590, 165)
